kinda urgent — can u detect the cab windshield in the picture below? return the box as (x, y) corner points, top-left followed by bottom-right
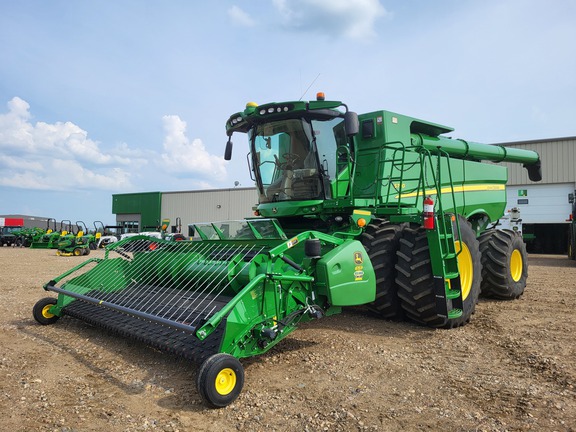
(250, 117), (347, 203)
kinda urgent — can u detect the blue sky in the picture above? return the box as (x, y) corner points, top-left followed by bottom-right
(1, 0), (575, 225)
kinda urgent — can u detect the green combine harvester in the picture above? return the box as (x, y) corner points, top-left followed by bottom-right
(33, 93), (542, 407)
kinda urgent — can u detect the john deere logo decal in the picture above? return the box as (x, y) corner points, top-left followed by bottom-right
(354, 251), (363, 265)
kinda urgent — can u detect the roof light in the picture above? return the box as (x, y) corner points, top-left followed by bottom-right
(246, 102), (258, 108)
(316, 92), (325, 101)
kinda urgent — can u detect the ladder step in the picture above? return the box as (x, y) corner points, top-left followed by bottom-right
(446, 289), (461, 300)
(448, 308), (463, 319)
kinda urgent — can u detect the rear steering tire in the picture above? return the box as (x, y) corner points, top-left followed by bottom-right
(360, 219), (406, 320)
(395, 217), (482, 328)
(197, 354), (244, 408)
(479, 229), (528, 299)
(33, 297), (60, 325)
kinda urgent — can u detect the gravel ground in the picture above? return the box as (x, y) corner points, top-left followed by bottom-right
(0, 247), (575, 431)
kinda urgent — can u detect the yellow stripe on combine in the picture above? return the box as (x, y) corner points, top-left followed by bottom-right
(395, 183), (505, 199)
(353, 209), (372, 215)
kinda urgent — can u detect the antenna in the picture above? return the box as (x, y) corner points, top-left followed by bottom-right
(298, 73), (321, 101)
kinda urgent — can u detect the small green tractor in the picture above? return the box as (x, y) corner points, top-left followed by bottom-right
(30, 219), (71, 249)
(15, 227), (46, 247)
(55, 221), (101, 256)
(33, 94), (541, 407)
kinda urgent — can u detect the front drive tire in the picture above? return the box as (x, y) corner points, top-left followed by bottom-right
(479, 229), (528, 299)
(33, 297), (60, 325)
(197, 354), (244, 408)
(360, 219), (406, 320)
(395, 217), (482, 329)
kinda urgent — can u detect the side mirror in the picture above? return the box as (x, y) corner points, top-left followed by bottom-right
(224, 139), (233, 160)
(344, 111), (359, 136)
(569, 192), (574, 204)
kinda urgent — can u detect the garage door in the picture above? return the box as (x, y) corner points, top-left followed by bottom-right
(506, 183), (574, 224)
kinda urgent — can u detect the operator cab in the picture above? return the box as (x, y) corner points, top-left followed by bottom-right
(250, 115), (349, 203)
(225, 93), (359, 208)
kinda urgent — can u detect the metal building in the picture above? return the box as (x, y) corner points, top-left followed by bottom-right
(161, 187), (258, 235)
(112, 187), (258, 235)
(499, 136), (576, 253)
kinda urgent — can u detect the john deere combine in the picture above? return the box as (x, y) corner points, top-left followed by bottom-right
(33, 93), (541, 407)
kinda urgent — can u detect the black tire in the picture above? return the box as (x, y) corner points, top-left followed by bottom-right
(197, 354), (244, 408)
(479, 229), (528, 299)
(396, 217), (482, 329)
(33, 297), (60, 325)
(73, 248), (83, 256)
(360, 219), (406, 320)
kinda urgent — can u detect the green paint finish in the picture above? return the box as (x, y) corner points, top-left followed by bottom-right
(315, 239), (375, 306)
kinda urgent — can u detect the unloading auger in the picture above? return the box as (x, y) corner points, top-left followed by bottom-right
(34, 93), (542, 407)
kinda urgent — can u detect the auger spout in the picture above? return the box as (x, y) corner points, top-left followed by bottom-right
(411, 133), (542, 181)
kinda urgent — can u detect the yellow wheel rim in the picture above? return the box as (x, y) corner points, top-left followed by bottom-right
(42, 305), (55, 319)
(215, 368), (236, 395)
(455, 241), (473, 300)
(510, 249), (523, 282)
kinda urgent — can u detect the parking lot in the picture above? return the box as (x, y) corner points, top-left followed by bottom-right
(1, 248), (574, 431)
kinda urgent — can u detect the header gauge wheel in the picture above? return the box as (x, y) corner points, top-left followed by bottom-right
(197, 354), (244, 408)
(33, 297), (60, 325)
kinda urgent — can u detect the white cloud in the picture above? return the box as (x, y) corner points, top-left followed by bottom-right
(0, 98), (229, 195)
(228, 5), (256, 27)
(0, 97), (136, 191)
(160, 115), (227, 180)
(0, 97), (131, 165)
(272, 0), (387, 39)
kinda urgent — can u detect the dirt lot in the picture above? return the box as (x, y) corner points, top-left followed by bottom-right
(1, 247), (575, 432)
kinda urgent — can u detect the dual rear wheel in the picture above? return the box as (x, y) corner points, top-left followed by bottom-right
(479, 229), (528, 299)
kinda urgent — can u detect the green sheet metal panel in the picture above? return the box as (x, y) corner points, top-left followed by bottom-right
(112, 192), (162, 229)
